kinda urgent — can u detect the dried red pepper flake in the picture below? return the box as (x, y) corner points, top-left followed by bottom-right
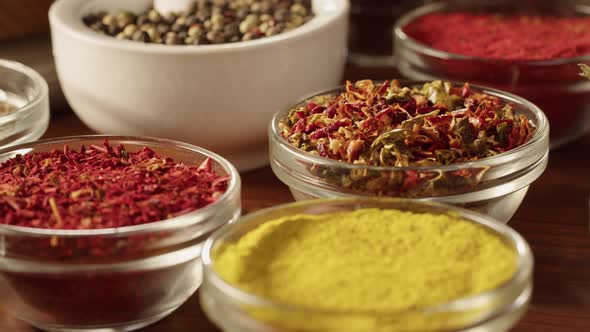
(404, 13), (590, 61)
(281, 80), (535, 168)
(0, 140), (229, 230)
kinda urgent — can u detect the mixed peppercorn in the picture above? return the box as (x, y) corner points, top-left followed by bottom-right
(83, 0), (314, 45)
(281, 80), (535, 168)
(0, 141), (229, 230)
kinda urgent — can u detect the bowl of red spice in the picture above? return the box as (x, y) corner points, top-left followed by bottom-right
(269, 79), (549, 223)
(49, 0), (349, 171)
(0, 135), (241, 331)
(394, 0), (590, 148)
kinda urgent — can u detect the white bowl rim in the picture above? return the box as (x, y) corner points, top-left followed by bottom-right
(49, 0), (350, 55)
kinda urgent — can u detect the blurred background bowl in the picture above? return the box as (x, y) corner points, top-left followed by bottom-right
(49, 0), (349, 172)
(0, 59), (50, 148)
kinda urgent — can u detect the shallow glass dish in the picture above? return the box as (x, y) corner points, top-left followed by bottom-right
(0, 135), (241, 332)
(394, 0), (590, 148)
(201, 198), (533, 332)
(269, 81), (549, 223)
(0, 59), (49, 148)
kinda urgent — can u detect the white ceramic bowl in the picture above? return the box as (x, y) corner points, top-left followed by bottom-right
(49, 0), (349, 171)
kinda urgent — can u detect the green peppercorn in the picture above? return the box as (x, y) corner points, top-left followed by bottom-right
(122, 24), (137, 37)
(147, 9), (160, 23)
(239, 14), (259, 34)
(290, 3), (308, 16)
(210, 13), (224, 29)
(101, 14), (115, 26)
(188, 24), (201, 37)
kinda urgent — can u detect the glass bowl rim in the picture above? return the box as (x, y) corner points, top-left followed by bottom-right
(393, 0), (590, 66)
(0, 59), (49, 127)
(49, 0), (349, 55)
(0, 134), (241, 237)
(270, 79), (549, 173)
(202, 197), (533, 317)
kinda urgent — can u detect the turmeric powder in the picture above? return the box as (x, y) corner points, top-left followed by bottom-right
(214, 208), (517, 331)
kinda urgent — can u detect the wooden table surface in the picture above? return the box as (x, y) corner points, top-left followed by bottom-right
(0, 64), (589, 331)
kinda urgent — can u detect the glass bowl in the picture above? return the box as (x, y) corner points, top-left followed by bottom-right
(0, 59), (50, 148)
(394, 0), (590, 149)
(269, 81), (549, 223)
(0, 135), (241, 332)
(200, 198), (533, 332)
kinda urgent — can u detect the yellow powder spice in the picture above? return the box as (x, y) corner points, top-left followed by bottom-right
(214, 208), (517, 330)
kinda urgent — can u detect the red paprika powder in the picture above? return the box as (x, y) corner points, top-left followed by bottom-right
(404, 13), (590, 61)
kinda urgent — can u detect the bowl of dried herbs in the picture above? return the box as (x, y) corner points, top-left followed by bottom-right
(269, 79), (549, 222)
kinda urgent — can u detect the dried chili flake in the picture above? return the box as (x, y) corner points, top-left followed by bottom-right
(0, 140), (229, 230)
(281, 80), (535, 168)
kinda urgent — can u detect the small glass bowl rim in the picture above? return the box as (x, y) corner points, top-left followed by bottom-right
(202, 197), (533, 318)
(270, 79), (549, 173)
(0, 134), (241, 238)
(0, 59), (49, 127)
(393, 0), (590, 66)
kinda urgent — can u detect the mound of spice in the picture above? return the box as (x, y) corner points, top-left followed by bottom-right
(403, 13), (590, 61)
(0, 140), (228, 230)
(281, 80), (535, 168)
(83, 0), (313, 45)
(0, 100), (16, 115)
(580, 63), (590, 79)
(215, 208), (517, 330)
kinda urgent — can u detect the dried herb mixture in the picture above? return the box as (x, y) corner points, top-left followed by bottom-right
(281, 80), (535, 168)
(0, 140), (228, 230)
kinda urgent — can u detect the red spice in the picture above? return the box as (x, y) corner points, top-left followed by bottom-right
(404, 13), (590, 61)
(0, 140), (228, 230)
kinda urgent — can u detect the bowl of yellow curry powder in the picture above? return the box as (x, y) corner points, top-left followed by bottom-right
(200, 198), (532, 332)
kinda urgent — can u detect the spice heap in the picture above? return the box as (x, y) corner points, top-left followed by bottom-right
(580, 64), (590, 80)
(0, 141), (228, 229)
(281, 80), (535, 167)
(404, 13), (590, 61)
(83, 0), (313, 45)
(215, 208), (517, 330)
(0, 101), (16, 115)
